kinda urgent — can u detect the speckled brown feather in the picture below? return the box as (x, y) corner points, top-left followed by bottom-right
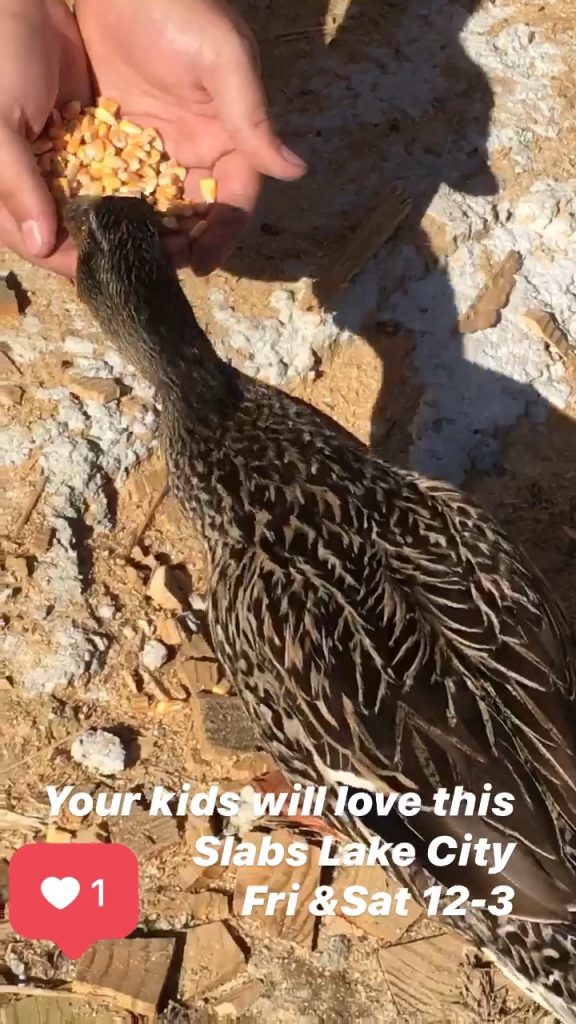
(69, 197), (576, 1023)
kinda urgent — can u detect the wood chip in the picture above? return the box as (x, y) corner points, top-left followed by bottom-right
(332, 864), (421, 942)
(0, 996), (129, 1023)
(178, 922), (246, 1001)
(177, 813), (218, 890)
(0, 281), (19, 318)
(27, 525), (53, 556)
(124, 478), (169, 554)
(13, 475), (46, 538)
(212, 979), (265, 1020)
(521, 308), (576, 366)
(147, 564), (189, 611)
(5, 555), (29, 579)
(233, 829), (321, 948)
(316, 185), (412, 298)
(66, 375), (120, 404)
(45, 823), (73, 843)
(185, 891), (231, 922)
(458, 250), (522, 333)
(110, 807), (180, 858)
(178, 659), (220, 693)
(0, 383), (23, 406)
(155, 615), (186, 646)
(73, 937), (176, 1017)
(0, 808), (44, 831)
(377, 933), (475, 1020)
(192, 694), (260, 759)
(180, 633), (215, 660)
(0, 349), (22, 377)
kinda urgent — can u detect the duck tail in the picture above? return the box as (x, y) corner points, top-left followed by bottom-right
(488, 920), (576, 1024)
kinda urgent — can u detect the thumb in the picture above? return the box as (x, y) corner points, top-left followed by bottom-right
(0, 123), (58, 259)
(208, 40), (307, 181)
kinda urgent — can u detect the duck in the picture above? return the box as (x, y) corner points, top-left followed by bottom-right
(66, 195), (576, 1022)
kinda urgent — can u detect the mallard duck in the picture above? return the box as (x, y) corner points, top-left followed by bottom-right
(67, 196), (576, 1022)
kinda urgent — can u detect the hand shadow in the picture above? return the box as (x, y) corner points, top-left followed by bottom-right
(220, 0), (576, 595)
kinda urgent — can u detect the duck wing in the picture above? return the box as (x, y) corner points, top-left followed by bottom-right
(214, 453), (576, 923)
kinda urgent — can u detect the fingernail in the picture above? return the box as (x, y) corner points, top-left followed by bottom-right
(21, 219), (45, 257)
(280, 145), (307, 171)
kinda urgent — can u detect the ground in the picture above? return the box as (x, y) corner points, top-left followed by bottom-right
(1, 0), (576, 1020)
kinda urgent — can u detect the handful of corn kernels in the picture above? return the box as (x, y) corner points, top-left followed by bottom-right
(33, 97), (216, 237)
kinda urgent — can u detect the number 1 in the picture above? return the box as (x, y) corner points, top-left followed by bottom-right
(91, 878), (104, 907)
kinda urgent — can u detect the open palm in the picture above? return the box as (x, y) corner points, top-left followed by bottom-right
(75, 0), (306, 275)
(0, 0), (90, 274)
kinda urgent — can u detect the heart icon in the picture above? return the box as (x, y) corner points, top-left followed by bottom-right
(40, 876), (81, 910)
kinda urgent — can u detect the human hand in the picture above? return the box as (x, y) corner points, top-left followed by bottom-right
(0, 0), (91, 275)
(75, 0), (307, 275)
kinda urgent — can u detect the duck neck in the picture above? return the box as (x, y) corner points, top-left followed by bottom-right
(108, 278), (233, 411)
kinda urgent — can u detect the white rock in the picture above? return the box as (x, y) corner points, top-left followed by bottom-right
(98, 604), (116, 621)
(141, 639), (169, 671)
(0, 426), (34, 467)
(71, 730), (126, 775)
(63, 335), (95, 356)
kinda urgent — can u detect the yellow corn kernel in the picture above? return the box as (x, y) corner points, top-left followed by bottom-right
(102, 174), (123, 192)
(89, 162), (106, 180)
(97, 122), (110, 139)
(76, 169), (93, 187)
(199, 177), (217, 203)
(79, 180), (104, 196)
(52, 177), (71, 198)
(118, 118), (143, 135)
(158, 172), (181, 188)
(140, 164), (159, 182)
(160, 159), (186, 182)
(80, 114), (95, 135)
(163, 184), (181, 198)
(103, 154), (125, 171)
(85, 139), (105, 162)
(163, 199), (196, 217)
(109, 128), (128, 150)
(94, 106), (117, 127)
(67, 130), (83, 155)
(118, 185), (144, 196)
(65, 158), (81, 181)
(97, 96), (120, 116)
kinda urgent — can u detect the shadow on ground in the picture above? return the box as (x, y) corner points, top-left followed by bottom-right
(218, 0), (576, 610)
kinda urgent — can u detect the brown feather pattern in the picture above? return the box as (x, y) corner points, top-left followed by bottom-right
(69, 197), (576, 1023)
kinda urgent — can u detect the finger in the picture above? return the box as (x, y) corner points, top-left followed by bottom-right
(0, 203), (76, 275)
(206, 39), (307, 182)
(189, 152), (259, 276)
(0, 124), (58, 259)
